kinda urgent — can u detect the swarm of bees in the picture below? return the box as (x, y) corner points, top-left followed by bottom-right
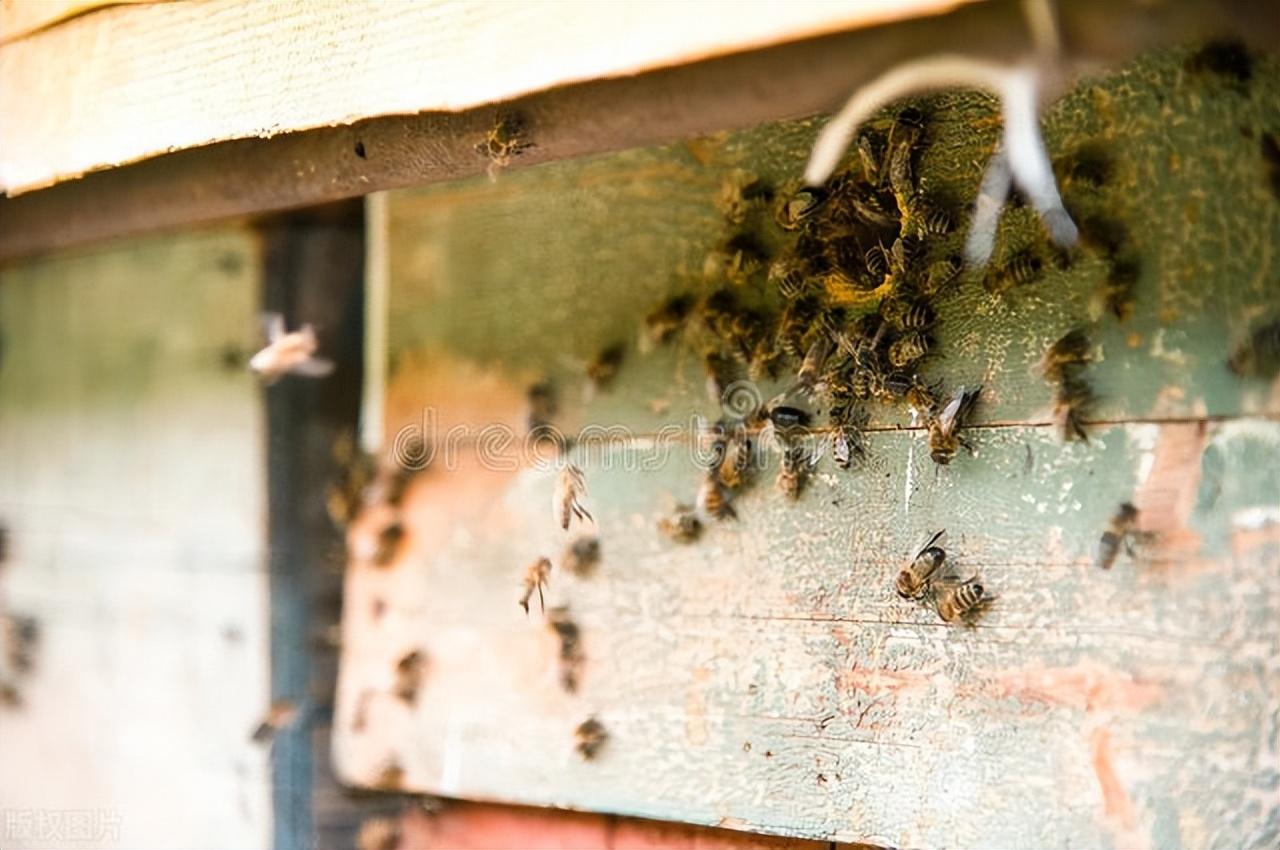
(895, 532), (989, 624)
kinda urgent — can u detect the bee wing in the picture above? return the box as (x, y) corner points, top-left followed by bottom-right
(262, 312), (286, 342)
(913, 529), (945, 561)
(934, 391), (966, 437)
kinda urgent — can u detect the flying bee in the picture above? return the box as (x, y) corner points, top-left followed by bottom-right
(249, 313), (334, 383)
(775, 443), (812, 500)
(547, 606), (584, 692)
(935, 577), (987, 623)
(984, 250), (1044, 293)
(585, 343), (625, 393)
(553, 463), (593, 531)
(518, 557), (552, 615)
(716, 170), (773, 224)
(562, 535), (601, 577)
(1227, 316), (1280, 377)
(888, 331), (931, 369)
(393, 649), (428, 704)
(643, 294), (695, 346)
(927, 385), (982, 465)
(698, 471), (736, 520)
(768, 257), (811, 300)
(575, 716), (608, 759)
(372, 521), (405, 567)
(922, 255), (963, 297)
(896, 530), (946, 599)
(657, 505), (703, 543)
(775, 184), (829, 230)
(1096, 502), (1141, 569)
(475, 112), (535, 177)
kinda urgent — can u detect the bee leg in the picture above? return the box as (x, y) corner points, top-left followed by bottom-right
(537, 584), (545, 614)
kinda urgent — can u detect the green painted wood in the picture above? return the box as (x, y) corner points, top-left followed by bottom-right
(338, 46), (1280, 849)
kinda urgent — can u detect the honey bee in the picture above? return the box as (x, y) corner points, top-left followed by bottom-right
(830, 404), (868, 470)
(1227, 317), (1280, 377)
(1099, 256), (1140, 322)
(249, 313), (334, 383)
(704, 233), (767, 285)
(575, 716), (608, 759)
(776, 296), (819, 359)
(4, 614), (38, 674)
(393, 649), (428, 704)
(856, 133), (882, 184)
(518, 557), (552, 615)
(643, 294), (695, 346)
(475, 112), (534, 175)
(775, 185), (829, 230)
(716, 170), (773, 224)
(776, 443), (812, 500)
(562, 535), (601, 577)
(888, 331), (931, 369)
(895, 530), (946, 599)
(984, 250), (1043, 293)
(702, 350), (739, 406)
(585, 343), (625, 392)
(697, 471), (736, 520)
(657, 505), (703, 543)
(935, 577), (987, 623)
(911, 204), (953, 237)
(1039, 329), (1093, 379)
(372, 521), (405, 567)
(922, 255), (963, 296)
(526, 380), (558, 435)
(768, 256), (811, 300)
(880, 297), (933, 332)
(1096, 502), (1140, 569)
(716, 428), (754, 492)
(553, 464), (593, 531)
(797, 334), (835, 386)
(547, 606), (584, 692)
(250, 699), (301, 744)
(927, 385), (982, 465)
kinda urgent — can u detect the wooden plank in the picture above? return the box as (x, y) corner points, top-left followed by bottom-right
(0, 228), (272, 848)
(0, 0), (967, 194)
(334, 46), (1280, 847)
(3, 0), (1279, 263)
(0, 0), (153, 45)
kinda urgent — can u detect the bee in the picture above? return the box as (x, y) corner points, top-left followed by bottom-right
(864, 244), (889, 280)
(927, 386), (982, 465)
(768, 257), (811, 300)
(922, 255), (963, 297)
(356, 818), (401, 850)
(905, 376), (939, 413)
(4, 614), (38, 674)
(717, 428), (754, 492)
(984, 250), (1043, 293)
(936, 578), (987, 623)
(896, 530), (947, 599)
(553, 463), (593, 531)
(1227, 317), (1280, 377)
(1055, 141), (1113, 189)
(1039, 329), (1093, 380)
(250, 699), (301, 744)
(880, 297), (933, 332)
(526, 380), (558, 437)
(911, 204), (953, 238)
(776, 443), (811, 500)
(657, 505), (703, 543)
(767, 404), (812, 432)
(393, 649), (428, 704)
(777, 295), (820, 358)
(1100, 256), (1140, 322)
(372, 521), (405, 567)
(518, 557), (552, 615)
(249, 313), (334, 383)
(1053, 375), (1093, 442)
(373, 759), (405, 791)
(575, 716), (608, 759)
(475, 112), (534, 174)
(643, 294), (695, 346)
(698, 471), (736, 520)
(1096, 502), (1140, 569)
(0, 679), (21, 708)
(585, 343), (625, 393)
(797, 334), (835, 386)
(856, 133), (882, 184)
(705, 233), (767, 284)
(561, 535), (601, 577)
(702, 350), (739, 406)
(887, 331), (931, 369)
(830, 404), (869, 470)
(547, 607), (584, 692)
(775, 185), (829, 230)
(716, 170), (773, 224)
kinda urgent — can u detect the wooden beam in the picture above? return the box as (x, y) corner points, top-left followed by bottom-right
(3, 0), (1277, 265)
(0, 0), (968, 194)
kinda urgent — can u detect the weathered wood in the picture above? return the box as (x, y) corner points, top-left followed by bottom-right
(0, 0), (149, 44)
(335, 47), (1280, 848)
(0, 228), (272, 848)
(0, 0), (967, 194)
(4, 0), (1279, 264)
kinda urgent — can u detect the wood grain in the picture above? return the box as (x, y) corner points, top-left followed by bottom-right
(0, 227), (272, 849)
(335, 47), (1280, 848)
(0, 0), (967, 194)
